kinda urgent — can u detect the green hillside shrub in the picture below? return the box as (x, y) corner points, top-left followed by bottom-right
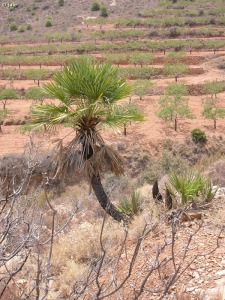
(119, 191), (141, 217)
(100, 6), (108, 17)
(45, 18), (52, 27)
(191, 128), (207, 144)
(91, 1), (101, 11)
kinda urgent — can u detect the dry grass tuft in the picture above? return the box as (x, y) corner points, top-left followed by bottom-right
(52, 218), (126, 294)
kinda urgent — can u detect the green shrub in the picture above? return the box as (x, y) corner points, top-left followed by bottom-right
(91, 1), (101, 11)
(0, 89), (19, 100)
(168, 27), (180, 37)
(0, 109), (8, 128)
(168, 171), (215, 205)
(25, 87), (47, 101)
(58, 0), (64, 6)
(45, 18), (52, 27)
(218, 62), (225, 70)
(9, 23), (18, 31)
(100, 6), (108, 17)
(191, 128), (207, 144)
(118, 191), (141, 217)
(27, 24), (32, 30)
(18, 27), (25, 33)
(7, 17), (14, 22)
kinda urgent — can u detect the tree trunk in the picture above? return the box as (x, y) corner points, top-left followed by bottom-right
(152, 180), (163, 202)
(174, 118), (177, 131)
(165, 187), (173, 210)
(82, 137), (128, 223)
(214, 119), (216, 129)
(123, 123), (127, 136)
(91, 174), (128, 223)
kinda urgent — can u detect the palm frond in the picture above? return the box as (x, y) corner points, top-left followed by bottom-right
(44, 58), (131, 106)
(169, 171), (207, 205)
(89, 145), (125, 176)
(101, 104), (145, 129)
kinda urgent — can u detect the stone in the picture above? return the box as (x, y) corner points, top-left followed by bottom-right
(180, 212), (202, 222)
(193, 271), (200, 279)
(216, 270), (225, 276)
(186, 286), (197, 292)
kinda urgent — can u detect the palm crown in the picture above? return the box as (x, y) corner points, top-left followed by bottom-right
(31, 58), (143, 132)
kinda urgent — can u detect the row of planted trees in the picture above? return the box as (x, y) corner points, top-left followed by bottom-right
(158, 81), (225, 131)
(2, 39), (225, 56)
(1, 79), (225, 134)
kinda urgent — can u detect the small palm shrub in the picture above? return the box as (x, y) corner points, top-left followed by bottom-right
(91, 1), (101, 11)
(119, 191), (141, 217)
(58, 0), (64, 6)
(100, 6), (108, 17)
(45, 18), (52, 27)
(191, 128), (207, 144)
(27, 24), (32, 30)
(10, 23), (18, 31)
(18, 27), (25, 33)
(168, 171), (215, 205)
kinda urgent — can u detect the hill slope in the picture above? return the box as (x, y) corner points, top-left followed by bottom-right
(0, 0), (156, 37)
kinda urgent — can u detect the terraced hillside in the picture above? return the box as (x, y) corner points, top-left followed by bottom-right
(1, 1), (225, 300)
(1, 0), (225, 155)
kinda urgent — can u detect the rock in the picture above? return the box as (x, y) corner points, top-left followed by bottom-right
(216, 270), (225, 276)
(3, 119), (13, 125)
(197, 279), (204, 284)
(192, 271), (200, 279)
(180, 211), (202, 222)
(186, 286), (197, 292)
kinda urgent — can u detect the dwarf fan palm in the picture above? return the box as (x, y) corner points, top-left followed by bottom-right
(30, 58), (144, 222)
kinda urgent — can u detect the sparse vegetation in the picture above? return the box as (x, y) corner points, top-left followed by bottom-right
(1, 1), (225, 299)
(25, 87), (47, 103)
(0, 109), (8, 133)
(168, 171), (215, 205)
(158, 83), (195, 131)
(100, 6), (109, 18)
(9, 22), (18, 31)
(91, 1), (101, 11)
(58, 0), (64, 6)
(202, 97), (225, 129)
(18, 26), (25, 33)
(0, 89), (19, 109)
(163, 62), (188, 82)
(191, 128), (207, 144)
(203, 80), (225, 98)
(45, 17), (52, 27)
(26, 24), (32, 30)
(119, 191), (142, 216)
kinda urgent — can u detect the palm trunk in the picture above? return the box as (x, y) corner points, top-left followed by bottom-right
(91, 174), (128, 223)
(82, 136), (128, 223)
(174, 117), (177, 131)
